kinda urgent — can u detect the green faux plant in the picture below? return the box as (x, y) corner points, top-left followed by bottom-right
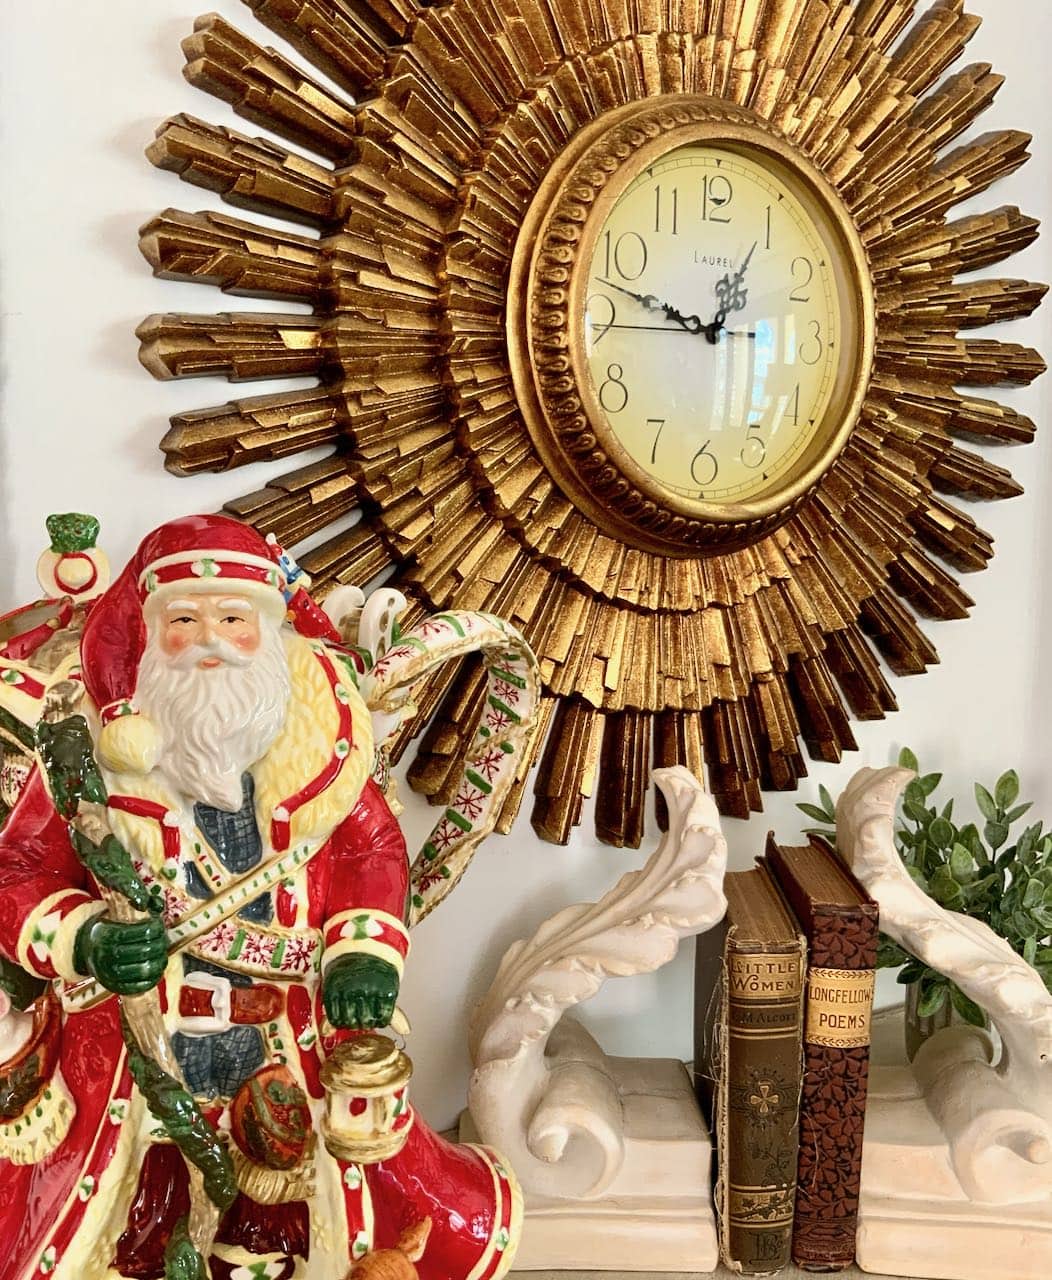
(798, 748), (1052, 1026)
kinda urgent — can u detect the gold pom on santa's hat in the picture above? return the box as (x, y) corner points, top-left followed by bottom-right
(96, 703), (162, 775)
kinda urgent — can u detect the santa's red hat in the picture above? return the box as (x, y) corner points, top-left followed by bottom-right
(80, 514), (337, 774)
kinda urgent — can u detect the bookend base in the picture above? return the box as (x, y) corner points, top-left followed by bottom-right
(462, 1057), (719, 1273)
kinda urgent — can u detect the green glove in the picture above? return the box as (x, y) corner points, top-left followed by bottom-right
(74, 914), (168, 995)
(323, 953), (399, 1030)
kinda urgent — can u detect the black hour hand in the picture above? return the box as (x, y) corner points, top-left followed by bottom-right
(597, 279), (705, 335)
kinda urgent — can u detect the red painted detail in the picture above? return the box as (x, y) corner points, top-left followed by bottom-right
(276, 882), (297, 928)
(144, 559), (282, 598)
(287, 983), (324, 1100)
(349, 1096), (369, 1117)
(99, 700), (133, 726)
(478, 1147), (517, 1280)
(53, 553), (99, 595)
(107, 795), (180, 863)
(178, 982), (283, 1025)
(0, 597), (74, 661)
(323, 913), (409, 958)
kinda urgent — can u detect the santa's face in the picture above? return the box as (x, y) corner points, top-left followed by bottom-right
(158, 594), (262, 667)
(135, 589), (291, 811)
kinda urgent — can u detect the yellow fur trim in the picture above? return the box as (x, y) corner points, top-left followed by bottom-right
(252, 634), (373, 849)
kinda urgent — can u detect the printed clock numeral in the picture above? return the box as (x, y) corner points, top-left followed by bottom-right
(789, 256), (814, 303)
(799, 319), (823, 365)
(701, 174), (733, 223)
(599, 363), (629, 413)
(648, 418), (666, 464)
(603, 230), (648, 280)
(691, 440), (718, 486)
(586, 293), (617, 344)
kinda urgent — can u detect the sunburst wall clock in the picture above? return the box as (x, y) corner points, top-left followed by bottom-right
(138, 0), (1045, 847)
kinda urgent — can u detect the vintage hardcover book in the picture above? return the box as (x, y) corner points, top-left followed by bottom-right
(764, 835), (879, 1272)
(695, 866), (806, 1274)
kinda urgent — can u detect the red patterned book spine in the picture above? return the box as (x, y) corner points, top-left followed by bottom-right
(793, 902), (878, 1269)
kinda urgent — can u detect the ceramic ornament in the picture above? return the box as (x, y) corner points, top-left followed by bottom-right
(0, 512), (540, 1280)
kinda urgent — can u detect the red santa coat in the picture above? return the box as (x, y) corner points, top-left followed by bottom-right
(0, 633), (520, 1280)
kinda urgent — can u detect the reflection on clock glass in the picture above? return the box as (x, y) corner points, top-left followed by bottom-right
(583, 142), (847, 504)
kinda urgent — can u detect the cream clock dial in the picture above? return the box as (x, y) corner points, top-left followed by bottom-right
(583, 144), (844, 507)
(514, 106), (875, 555)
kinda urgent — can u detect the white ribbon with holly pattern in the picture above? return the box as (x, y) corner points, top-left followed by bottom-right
(360, 611), (540, 926)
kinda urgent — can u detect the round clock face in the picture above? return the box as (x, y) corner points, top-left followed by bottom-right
(514, 103), (875, 553)
(581, 142), (846, 508)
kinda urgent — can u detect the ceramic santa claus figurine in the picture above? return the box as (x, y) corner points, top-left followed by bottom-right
(0, 515), (521, 1280)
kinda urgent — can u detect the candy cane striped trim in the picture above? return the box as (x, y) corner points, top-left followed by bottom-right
(108, 795), (182, 863)
(17, 891), (104, 982)
(321, 909), (409, 978)
(464, 1145), (524, 1280)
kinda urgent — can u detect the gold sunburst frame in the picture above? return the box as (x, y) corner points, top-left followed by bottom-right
(138, 0), (1045, 847)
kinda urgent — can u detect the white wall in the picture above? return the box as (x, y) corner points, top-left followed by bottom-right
(2, 1), (1050, 1127)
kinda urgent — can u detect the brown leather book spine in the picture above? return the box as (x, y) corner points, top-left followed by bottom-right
(720, 935), (806, 1274)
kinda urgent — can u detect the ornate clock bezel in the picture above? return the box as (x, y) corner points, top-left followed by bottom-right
(508, 97), (877, 556)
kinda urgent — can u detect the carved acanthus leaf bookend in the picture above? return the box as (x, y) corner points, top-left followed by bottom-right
(467, 766), (727, 1200)
(836, 765), (1052, 1205)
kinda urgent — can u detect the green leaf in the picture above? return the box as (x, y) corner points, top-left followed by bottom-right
(949, 844), (975, 882)
(975, 784), (997, 820)
(903, 797), (932, 825)
(904, 780), (929, 810)
(950, 985), (987, 1028)
(985, 820), (1010, 851)
(995, 770), (1020, 811)
(941, 799), (955, 821)
(906, 865), (929, 891)
(798, 803), (834, 824)
(898, 960), (928, 985)
(1023, 936), (1038, 966)
(1006, 802), (1033, 825)
(930, 866), (962, 905)
(817, 784), (835, 818)
(898, 746), (920, 772)
(919, 772), (943, 796)
(1017, 824), (1042, 859)
(1023, 877), (1044, 909)
(123, 1023), (236, 1212)
(958, 824), (984, 859)
(917, 978), (949, 1017)
(929, 816), (955, 849)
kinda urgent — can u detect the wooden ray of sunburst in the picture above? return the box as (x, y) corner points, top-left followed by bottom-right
(137, 0), (1045, 847)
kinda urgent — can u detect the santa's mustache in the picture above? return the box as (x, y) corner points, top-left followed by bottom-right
(166, 638), (253, 671)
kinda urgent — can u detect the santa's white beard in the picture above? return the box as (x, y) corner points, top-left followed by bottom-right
(135, 620), (292, 811)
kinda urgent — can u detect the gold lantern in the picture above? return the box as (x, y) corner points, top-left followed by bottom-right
(320, 1033), (414, 1165)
